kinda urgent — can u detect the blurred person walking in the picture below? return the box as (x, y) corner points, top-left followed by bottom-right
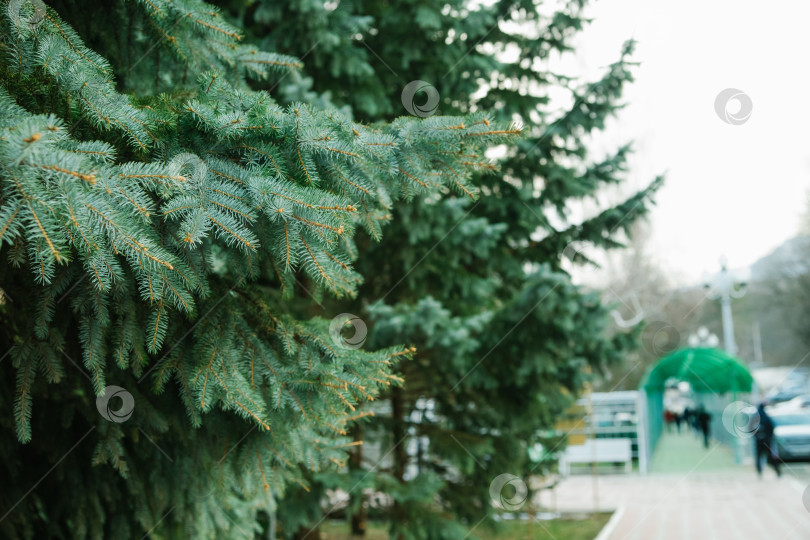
(664, 410), (675, 432)
(697, 406), (711, 448)
(754, 402), (781, 478)
(683, 407), (695, 436)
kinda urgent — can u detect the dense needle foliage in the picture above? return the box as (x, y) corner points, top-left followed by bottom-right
(0, 1), (515, 537)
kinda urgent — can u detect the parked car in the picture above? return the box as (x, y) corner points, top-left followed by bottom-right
(767, 386), (808, 405)
(771, 394), (810, 411)
(770, 411), (810, 462)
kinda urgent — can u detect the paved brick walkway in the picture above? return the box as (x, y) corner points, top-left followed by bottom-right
(539, 431), (810, 539)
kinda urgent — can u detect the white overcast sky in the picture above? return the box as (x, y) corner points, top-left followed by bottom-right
(565, 0), (810, 285)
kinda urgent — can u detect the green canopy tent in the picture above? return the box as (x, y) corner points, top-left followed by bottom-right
(641, 347), (753, 394)
(637, 347), (753, 472)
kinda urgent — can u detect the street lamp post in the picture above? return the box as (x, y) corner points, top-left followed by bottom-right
(688, 326), (720, 349)
(686, 326), (720, 412)
(703, 260), (747, 465)
(704, 258), (747, 357)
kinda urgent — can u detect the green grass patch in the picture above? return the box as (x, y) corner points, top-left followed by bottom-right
(321, 512), (612, 539)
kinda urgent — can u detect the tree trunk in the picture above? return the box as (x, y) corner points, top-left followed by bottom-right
(390, 386), (408, 539)
(349, 424), (368, 535)
(292, 524), (320, 540)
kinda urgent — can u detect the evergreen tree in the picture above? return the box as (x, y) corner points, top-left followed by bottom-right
(0, 1), (513, 537)
(236, 0), (663, 537)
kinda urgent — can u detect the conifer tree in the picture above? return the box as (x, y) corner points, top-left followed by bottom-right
(0, 1), (514, 537)
(238, 0), (663, 537)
